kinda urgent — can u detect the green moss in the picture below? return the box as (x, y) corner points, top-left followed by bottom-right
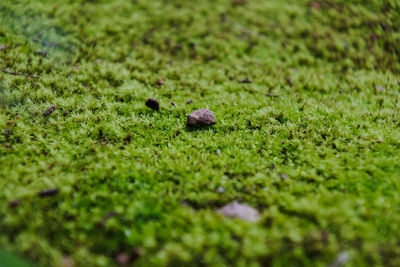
(0, 0), (400, 266)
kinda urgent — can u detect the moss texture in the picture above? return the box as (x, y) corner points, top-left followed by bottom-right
(0, 0), (400, 266)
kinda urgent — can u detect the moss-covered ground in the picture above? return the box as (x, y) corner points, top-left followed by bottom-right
(1, 0), (400, 266)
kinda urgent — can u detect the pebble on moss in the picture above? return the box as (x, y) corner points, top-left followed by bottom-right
(218, 201), (260, 222)
(145, 98), (160, 111)
(8, 199), (21, 207)
(187, 108), (216, 127)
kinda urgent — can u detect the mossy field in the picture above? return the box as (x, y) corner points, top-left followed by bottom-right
(1, 0), (400, 266)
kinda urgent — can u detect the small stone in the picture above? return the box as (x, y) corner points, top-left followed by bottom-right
(8, 199), (21, 207)
(328, 252), (350, 267)
(60, 256), (74, 267)
(145, 98), (160, 111)
(185, 99), (193, 104)
(375, 85), (384, 92)
(310, 2), (320, 9)
(156, 79), (164, 86)
(269, 164), (276, 169)
(279, 173), (288, 180)
(217, 186), (225, 193)
(116, 253), (130, 265)
(115, 249), (141, 265)
(63, 110), (70, 116)
(38, 188), (59, 197)
(218, 201), (260, 222)
(43, 105), (56, 116)
(187, 109), (216, 127)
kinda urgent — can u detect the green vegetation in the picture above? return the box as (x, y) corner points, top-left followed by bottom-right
(0, 0), (399, 266)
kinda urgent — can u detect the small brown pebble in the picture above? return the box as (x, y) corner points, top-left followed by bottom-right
(171, 102), (176, 106)
(60, 256), (74, 267)
(218, 201), (260, 222)
(376, 140), (383, 143)
(185, 99), (193, 104)
(145, 98), (160, 111)
(269, 164), (276, 169)
(63, 110), (70, 116)
(310, 2), (320, 9)
(38, 188), (59, 197)
(156, 79), (164, 86)
(328, 252), (350, 267)
(43, 105), (56, 116)
(8, 199), (21, 207)
(116, 253), (130, 265)
(187, 109), (216, 127)
(238, 78), (252, 84)
(4, 129), (11, 138)
(280, 173), (288, 180)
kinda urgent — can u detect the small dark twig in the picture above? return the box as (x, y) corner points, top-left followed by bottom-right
(1, 69), (40, 79)
(9, 41), (27, 69)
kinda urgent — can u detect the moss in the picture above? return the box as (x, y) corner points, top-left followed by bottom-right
(0, 0), (400, 266)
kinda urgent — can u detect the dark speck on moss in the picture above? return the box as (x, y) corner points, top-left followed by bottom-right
(145, 98), (160, 111)
(38, 188), (59, 197)
(8, 199), (21, 207)
(43, 105), (56, 116)
(4, 129), (11, 138)
(239, 78), (252, 84)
